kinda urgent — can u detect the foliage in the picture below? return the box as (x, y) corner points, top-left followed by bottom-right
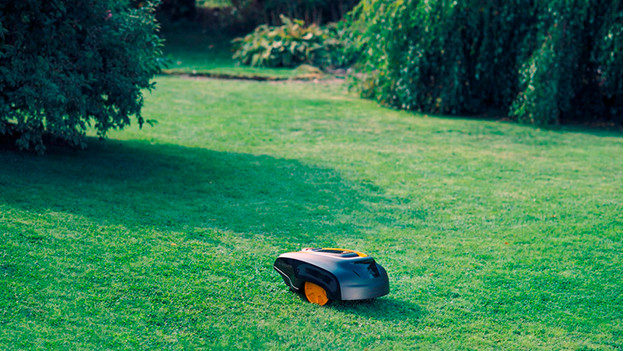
(231, 0), (359, 26)
(158, 0), (196, 22)
(196, 0), (232, 7)
(347, 0), (623, 125)
(232, 15), (350, 68)
(0, 0), (162, 153)
(324, 21), (360, 68)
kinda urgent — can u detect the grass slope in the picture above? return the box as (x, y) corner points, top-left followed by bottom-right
(1, 76), (622, 349)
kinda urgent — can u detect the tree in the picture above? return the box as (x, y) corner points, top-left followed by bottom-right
(347, 0), (622, 126)
(0, 0), (163, 153)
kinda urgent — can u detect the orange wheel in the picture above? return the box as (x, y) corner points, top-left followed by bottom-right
(304, 281), (330, 306)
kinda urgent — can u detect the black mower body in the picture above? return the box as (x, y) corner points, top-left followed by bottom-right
(273, 248), (390, 301)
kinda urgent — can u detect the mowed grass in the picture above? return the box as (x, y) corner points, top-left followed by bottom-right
(0, 76), (622, 349)
(161, 31), (299, 79)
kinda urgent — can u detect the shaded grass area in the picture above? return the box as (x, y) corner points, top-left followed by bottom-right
(161, 30), (303, 80)
(1, 76), (622, 349)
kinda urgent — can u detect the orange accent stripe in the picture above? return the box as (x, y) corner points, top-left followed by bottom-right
(321, 248), (368, 257)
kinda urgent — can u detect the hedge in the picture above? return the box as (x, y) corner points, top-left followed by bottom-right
(348, 0), (622, 125)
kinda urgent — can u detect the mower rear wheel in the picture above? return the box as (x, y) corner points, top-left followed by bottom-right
(304, 281), (330, 306)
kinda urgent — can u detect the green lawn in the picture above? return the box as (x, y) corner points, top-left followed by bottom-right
(161, 31), (302, 80)
(1, 76), (622, 349)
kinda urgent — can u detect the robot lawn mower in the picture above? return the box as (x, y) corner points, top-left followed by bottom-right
(273, 248), (390, 305)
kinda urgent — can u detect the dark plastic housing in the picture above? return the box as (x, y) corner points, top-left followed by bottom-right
(273, 248), (390, 301)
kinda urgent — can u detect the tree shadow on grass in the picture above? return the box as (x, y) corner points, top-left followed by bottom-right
(0, 138), (430, 346)
(0, 138), (405, 244)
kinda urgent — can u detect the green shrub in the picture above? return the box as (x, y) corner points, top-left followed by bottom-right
(0, 0), (162, 153)
(232, 15), (350, 68)
(347, 0), (622, 125)
(510, 0), (623, 125)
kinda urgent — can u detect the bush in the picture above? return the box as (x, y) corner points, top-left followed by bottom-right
(0, 0), (163, 153)
(347, 0), (623, 125)
(510, 0), (623, 125)
(232, 15), (350, 68)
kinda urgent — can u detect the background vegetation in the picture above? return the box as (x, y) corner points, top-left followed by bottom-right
(242, 0), (360, 25)
(5, 0), (619, 154)
(347, 0), (622, 126)
(159, 0), (358, 31)
(232, 16), (350, 68)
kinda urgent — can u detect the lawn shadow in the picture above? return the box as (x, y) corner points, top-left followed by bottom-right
(0, 138), (408, 244)
(287, 288), (425, 326)
(456, 113), (622, 139)
(332, 298), (425, 326)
